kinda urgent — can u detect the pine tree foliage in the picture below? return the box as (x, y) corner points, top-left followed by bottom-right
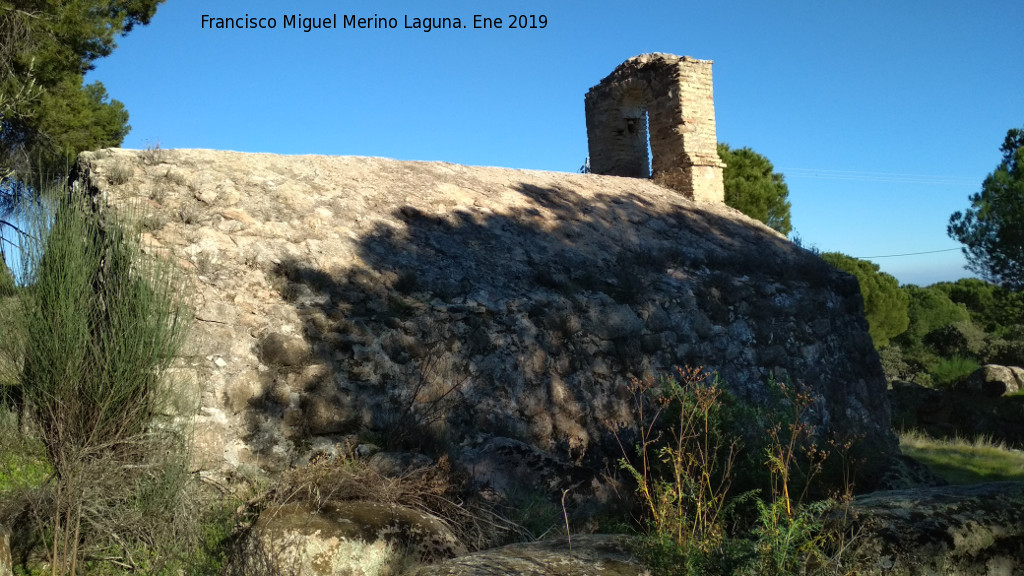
(0, 0), (162, 184)
(948, 127), (1024, 289)
(821, 252), (909, 348)
(717, 143), (793, 236)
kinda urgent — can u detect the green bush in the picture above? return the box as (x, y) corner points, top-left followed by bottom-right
(983, 336), (1024, 366)
(611, 370), (855, 576)
(929, 355), (980, 389)
(750, 498), (832, 576)
(896, 286), (971, 347)
(2, 184), (200, 575)
(611, 367), (743, 575)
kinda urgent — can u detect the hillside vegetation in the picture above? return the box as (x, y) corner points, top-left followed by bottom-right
(823, 256), (1023, 388)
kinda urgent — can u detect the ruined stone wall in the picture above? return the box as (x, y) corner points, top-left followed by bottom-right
(71, 149), (896, 501)
(585, 53), (725, 203)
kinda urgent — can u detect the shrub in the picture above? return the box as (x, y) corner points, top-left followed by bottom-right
(243, 451), (516, 559)
(105, 161), (134, 185)
(611, 367), (740, 574)
(3, 184), (197, 574)
(923, 324), (971, 357)
(611, 369), (857, 576)
(749, 379), (848, 575)
(929, 355), (980, 389)
(983, 336), (1024, 366)
(878, 345), (910, 382)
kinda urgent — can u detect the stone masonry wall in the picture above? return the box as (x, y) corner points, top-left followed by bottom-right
(71, 149), (896, 501)
(585, 53), (725, 203)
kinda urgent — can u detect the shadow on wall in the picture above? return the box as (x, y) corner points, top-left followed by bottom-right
(242, 180), (877, 496)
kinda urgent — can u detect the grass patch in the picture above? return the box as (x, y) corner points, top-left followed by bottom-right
(0, 420), (52, 493)
(900, 429), (1024, 484)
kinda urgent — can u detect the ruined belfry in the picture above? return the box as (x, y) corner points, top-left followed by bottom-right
(585, 53), (725, 203)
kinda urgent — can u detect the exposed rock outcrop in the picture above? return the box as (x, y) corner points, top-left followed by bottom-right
(236, 500), (464, 576)
(406, 534), (645, 576)
(843, 482), (1024, 576)
(956, 364), (1024, 396)
(70, 148), (897, 501)
(890, 381), (1024, 448)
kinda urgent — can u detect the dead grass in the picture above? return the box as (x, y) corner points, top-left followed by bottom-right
(899, 429), (1024, 484)
(259, 451), (520, 553)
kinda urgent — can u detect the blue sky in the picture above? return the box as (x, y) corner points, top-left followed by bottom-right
(73, 0), (1023, 286)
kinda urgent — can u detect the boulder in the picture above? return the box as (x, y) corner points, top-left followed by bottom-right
(843, 482), (1024, 576)
(406, 534), (646, 576)
(234, 499), (466, 576)
(957, 365), (1024, 397)
(889, 381), (1024, 448)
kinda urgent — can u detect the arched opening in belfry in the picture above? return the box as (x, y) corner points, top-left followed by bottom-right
(621, 101), (652, 179)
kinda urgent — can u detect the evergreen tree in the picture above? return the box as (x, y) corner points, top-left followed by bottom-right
(0, 0), (162, 184)
(717, 143), (793, 235)
(948, 126), (1024, 289)
(821, 252), (909, 348)
(895, 285), (971, 347)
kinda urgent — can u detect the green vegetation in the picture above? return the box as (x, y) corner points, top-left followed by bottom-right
(0, 182), (204, 575)
(816, 251), (1024, 386)
(948, 126), (1024, 289)
(612, 368), (855, 576)
(0, 258), (15, 296)
(879, 280), (1024, 385)
(900, 430), (1024, 484)
(928, 355), (980, 389)
(612, 367), (736, 573)
(718, 143), (793, 235)
(932, 277), (1024, 335)
(820, 253), (909, 348)
(1, 0), (162, 186)
(0, 418), (51, 493)
(898, 285), (972, 346)
(805, 125), (1024, 387)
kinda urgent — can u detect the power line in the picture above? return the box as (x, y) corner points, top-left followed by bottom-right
(779, 167), (977, 186)
(854, 248), (962, 259)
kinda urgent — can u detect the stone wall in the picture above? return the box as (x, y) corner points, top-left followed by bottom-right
(70, 149), (896, 500)
(585, 53), (725, 203)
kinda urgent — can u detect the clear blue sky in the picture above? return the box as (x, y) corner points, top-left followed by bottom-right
(78, 0), (1023, 286)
